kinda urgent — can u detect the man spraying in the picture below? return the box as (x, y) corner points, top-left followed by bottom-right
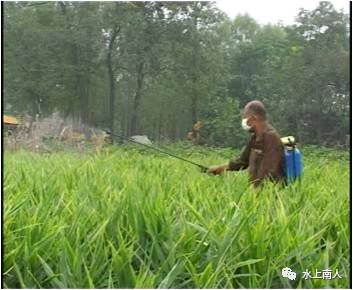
(207, 100), (284, 187)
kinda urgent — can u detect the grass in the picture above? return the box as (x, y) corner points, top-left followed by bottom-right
(3, 145), (350, 288)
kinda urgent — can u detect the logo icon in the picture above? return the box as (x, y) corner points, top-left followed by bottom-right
(282, 267), (297, 280)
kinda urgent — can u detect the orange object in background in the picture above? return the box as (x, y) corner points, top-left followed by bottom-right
(187, 121), (202, 145)
(3, 115), (20, 135)
(3, 115), (19, 125)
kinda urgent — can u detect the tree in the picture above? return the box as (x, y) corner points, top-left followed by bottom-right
(3, 1), (349, 147)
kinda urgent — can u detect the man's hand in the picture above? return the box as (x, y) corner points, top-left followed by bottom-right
(207, 164), (228, 175)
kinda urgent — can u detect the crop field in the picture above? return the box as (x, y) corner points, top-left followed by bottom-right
(3, 145), (350, 288)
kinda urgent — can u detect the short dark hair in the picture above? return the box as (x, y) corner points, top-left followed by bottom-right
(244, 100), (267, 120)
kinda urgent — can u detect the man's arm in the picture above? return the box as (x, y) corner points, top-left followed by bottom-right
(227, 142), (251, 171)
(207, 138), (251, 174)
(252, 133), (283, 187)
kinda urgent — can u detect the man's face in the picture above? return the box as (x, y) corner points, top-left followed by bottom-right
(242, 110), (257, 130)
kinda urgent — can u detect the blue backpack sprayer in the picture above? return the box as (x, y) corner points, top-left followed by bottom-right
(281, 136), (303, 183)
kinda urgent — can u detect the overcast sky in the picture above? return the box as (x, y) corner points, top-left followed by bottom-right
(215, 0), (349, 25)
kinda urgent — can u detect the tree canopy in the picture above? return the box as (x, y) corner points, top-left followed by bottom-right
(4, 1), (349, 147)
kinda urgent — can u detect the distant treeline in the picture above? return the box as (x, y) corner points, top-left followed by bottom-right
(4, 1), (349, 147)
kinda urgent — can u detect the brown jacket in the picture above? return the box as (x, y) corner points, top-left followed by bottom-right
(228, 124), (284, 187)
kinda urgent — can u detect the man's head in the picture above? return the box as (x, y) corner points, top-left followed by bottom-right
(241, 100), (267, 132)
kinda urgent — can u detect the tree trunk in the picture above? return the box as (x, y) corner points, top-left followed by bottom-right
(82, 71), (91, 140)
(107, 25), (120, 137)
(130, 61), (144, 136)
(190, 12), (200, 126)
(75, 43), (90, 139)
(158, 109), (163, 141)
(170, 117), (177, 141)
(191, 93), (198, 124)
(191, 34), (199, 125)
(191, 59), (198, 124)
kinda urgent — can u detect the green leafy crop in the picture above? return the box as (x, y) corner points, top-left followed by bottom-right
(3, 146), (349, 288)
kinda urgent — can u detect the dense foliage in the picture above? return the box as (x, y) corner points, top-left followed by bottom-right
(4, 1), (349, 147)
(3, 146), (349, 288)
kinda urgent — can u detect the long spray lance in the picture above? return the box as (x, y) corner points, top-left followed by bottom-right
(104, 130), (209, 172)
